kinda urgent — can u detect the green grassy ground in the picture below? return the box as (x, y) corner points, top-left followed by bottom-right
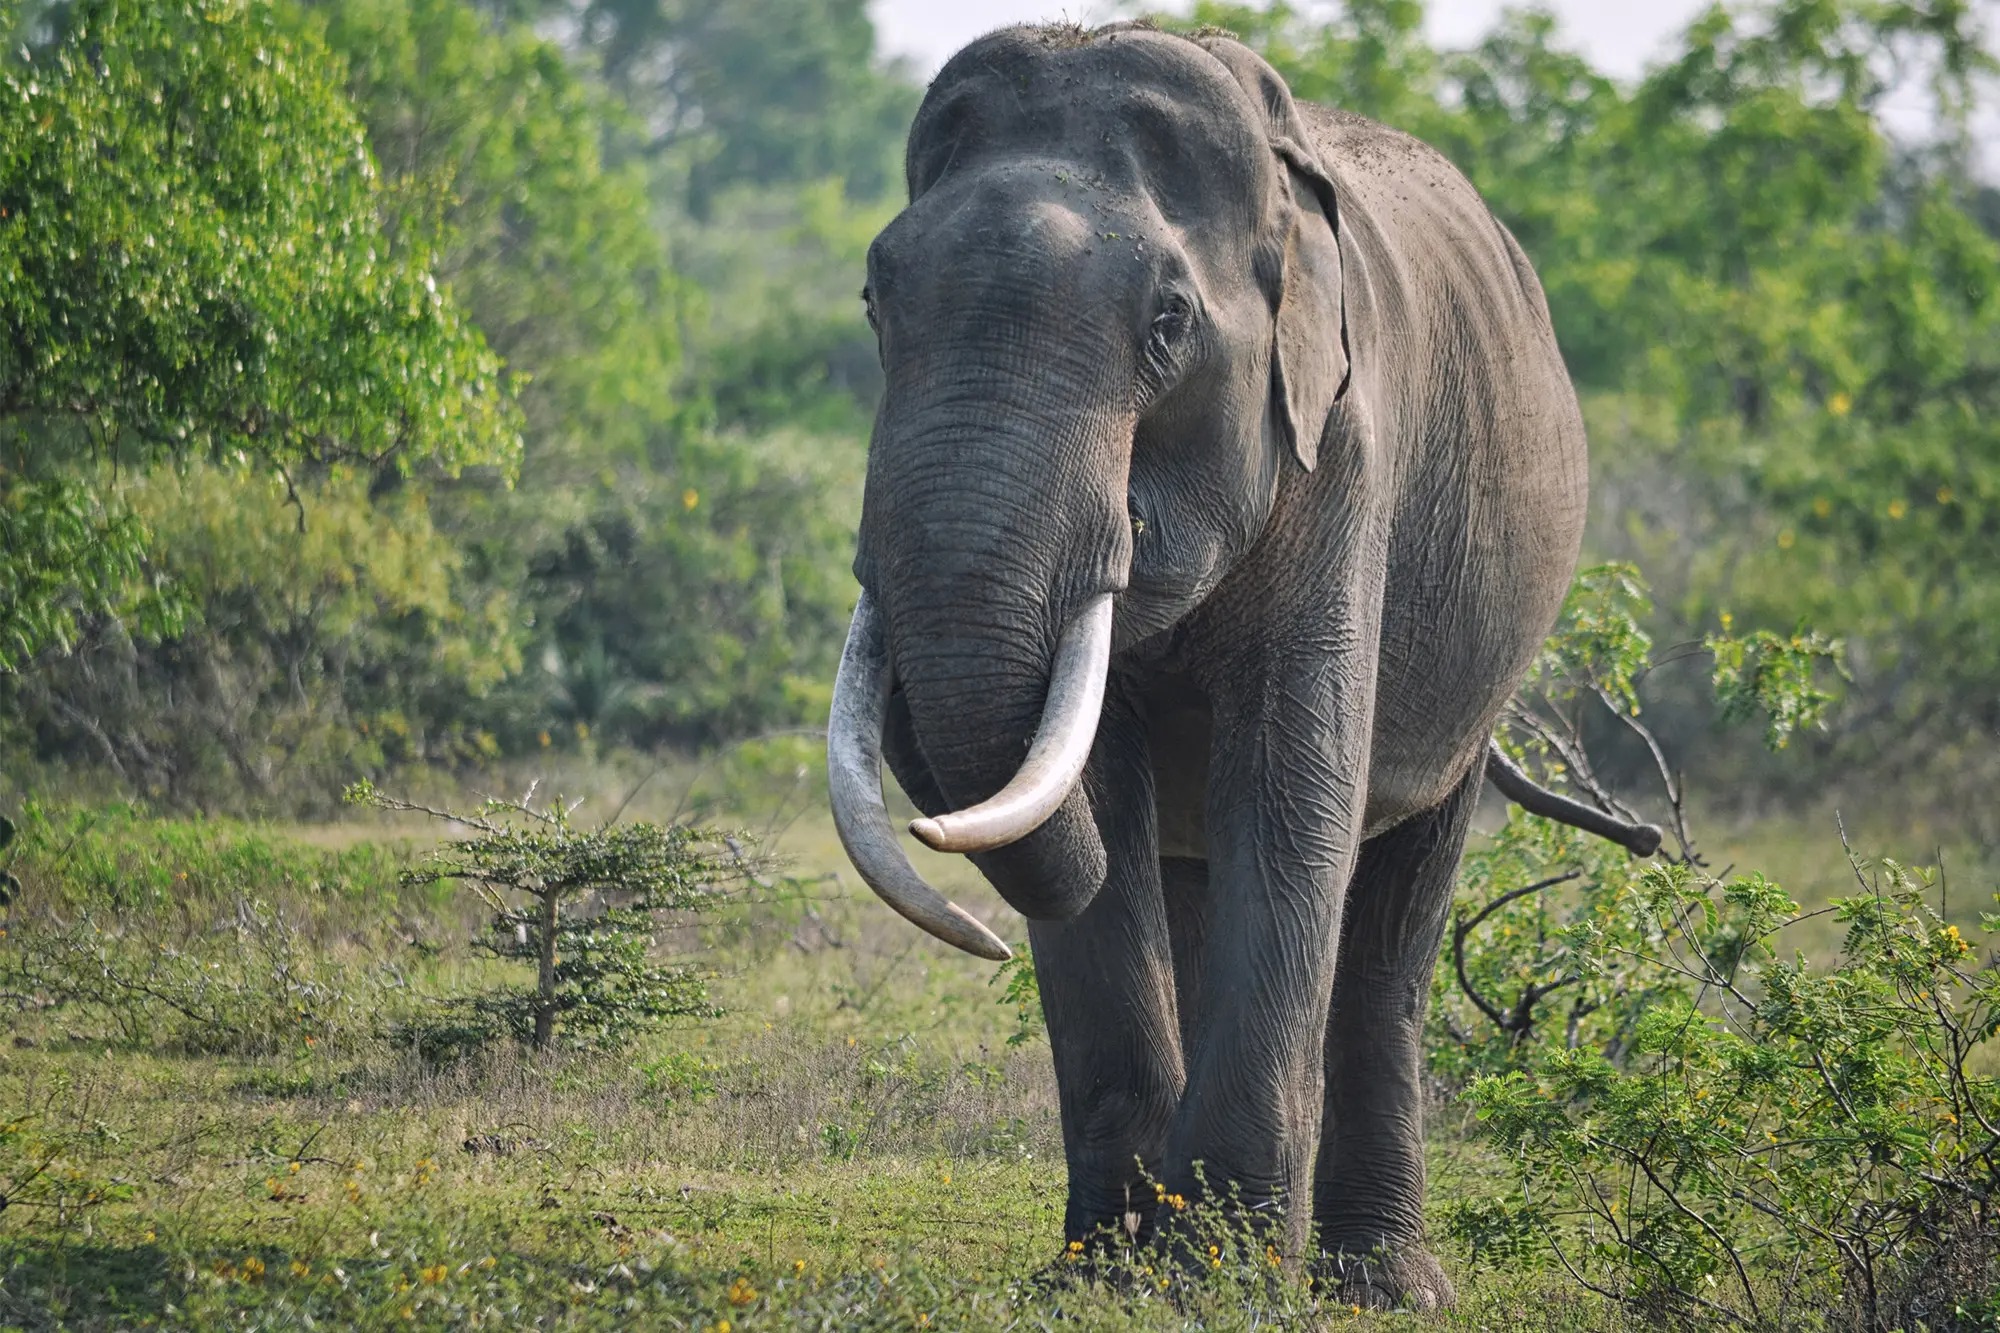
(0, 766), (1985, 1330)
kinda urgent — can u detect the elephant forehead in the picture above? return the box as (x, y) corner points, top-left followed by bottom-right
(871, 168), (1142, 295)
(909, 27), (1274, 226)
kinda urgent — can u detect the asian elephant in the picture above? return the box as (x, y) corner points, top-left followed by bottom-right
(825, 21), (1637, 1310)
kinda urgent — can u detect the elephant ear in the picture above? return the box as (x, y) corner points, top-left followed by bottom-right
(1195, 37), (1350, 473)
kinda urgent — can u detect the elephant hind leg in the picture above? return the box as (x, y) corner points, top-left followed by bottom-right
(1311, 763), (1480, 1311)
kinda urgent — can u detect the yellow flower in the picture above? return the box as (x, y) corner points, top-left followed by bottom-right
(793, 1259), (807, 1275)
(1887, 498), (1908, 520)
(727, 1276), (758, 1306)
(1813, 496), (1832, 518)
(1777, 529), (1796, 549)
(713, 1322), (732, 1333)
(1829, 391), (1852, 416)
(1266, 1244), (1282, 1267)
(288, 1161), (302, 1175)
(422, 1264), (448, 1284)
(238, 1256), (265, 1282)
(1938, 485), (1955, 504)
(1167, 1193), (1187, 1211)
(291, 1260), (311, 1279)
(683, 488), (700, 511)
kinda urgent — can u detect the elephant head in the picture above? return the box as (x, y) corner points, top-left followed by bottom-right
(827, 26), (1349, 955)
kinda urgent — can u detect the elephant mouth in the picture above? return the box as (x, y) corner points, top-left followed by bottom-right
(825, 590), (1115, 960)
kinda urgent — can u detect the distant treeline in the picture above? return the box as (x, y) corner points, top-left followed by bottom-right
(1, 0), (1995, 829)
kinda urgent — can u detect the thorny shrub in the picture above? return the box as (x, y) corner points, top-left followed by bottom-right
(0, 802), (413, 1055)
(1463, 855), (1998, 1327)
(1437, 566), (1998, 1324)
(1433, 566), (1846, 1080)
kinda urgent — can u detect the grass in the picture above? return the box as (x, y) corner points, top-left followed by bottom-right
(0, 765), (1988, 1329)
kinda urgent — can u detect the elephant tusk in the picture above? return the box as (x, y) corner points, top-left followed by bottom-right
(827, 592), (1013, 961)
(908, 593), (1114, 855)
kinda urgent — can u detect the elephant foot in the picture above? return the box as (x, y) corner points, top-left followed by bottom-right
(1313, 1244), (1455, 1313)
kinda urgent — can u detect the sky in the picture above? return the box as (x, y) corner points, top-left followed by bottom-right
(869, 1), (1712, 80)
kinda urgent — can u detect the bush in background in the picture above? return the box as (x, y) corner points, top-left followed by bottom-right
(0, 801), (422, 1055)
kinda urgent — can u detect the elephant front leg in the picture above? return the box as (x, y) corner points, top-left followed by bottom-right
(1161, 649), (1373, 1257)
(1031, 697), (1184, 1251)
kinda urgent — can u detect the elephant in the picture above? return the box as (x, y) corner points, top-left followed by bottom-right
(825, 21), (1652, 1310)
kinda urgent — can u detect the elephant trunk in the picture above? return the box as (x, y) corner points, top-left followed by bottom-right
(825, 591), (1113, 958)
(841, 369), (1132, 929)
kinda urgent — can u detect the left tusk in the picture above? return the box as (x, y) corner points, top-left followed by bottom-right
(909, 593), (1114, 855)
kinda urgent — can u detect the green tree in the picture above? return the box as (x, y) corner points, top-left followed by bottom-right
(528, 0), (920, 215)
(310, 0), (873, 754)
(5, 463), (518, 804)
(0, 0), (520, 670)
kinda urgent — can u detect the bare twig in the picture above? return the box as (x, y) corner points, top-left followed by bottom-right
(1452, 871), (1582, 1034)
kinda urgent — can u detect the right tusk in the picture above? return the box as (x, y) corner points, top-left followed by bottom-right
(908, 593), (1113, 854)
(826, 592), (1013, 961)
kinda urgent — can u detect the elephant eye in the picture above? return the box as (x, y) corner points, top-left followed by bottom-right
(860, 286), (879, 331)
(1149, 294), (1194, 350)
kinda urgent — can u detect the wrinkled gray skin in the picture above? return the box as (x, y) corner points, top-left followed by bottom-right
(853, 24), (1586, 1309)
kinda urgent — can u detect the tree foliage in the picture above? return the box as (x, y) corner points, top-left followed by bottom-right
(0, 0), (518, 671)
(0, 0), (517, 473)
(521, 0), (919, 215)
